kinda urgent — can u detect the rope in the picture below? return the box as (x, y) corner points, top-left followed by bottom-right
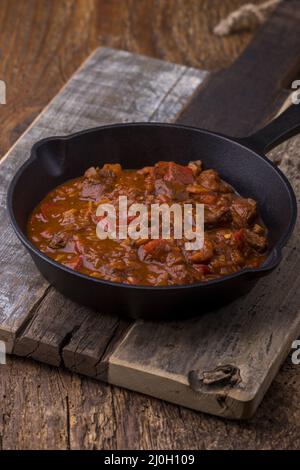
(213, 0), (281, 36)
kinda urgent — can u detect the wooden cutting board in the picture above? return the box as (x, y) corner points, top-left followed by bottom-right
(1, 1), (300, 419)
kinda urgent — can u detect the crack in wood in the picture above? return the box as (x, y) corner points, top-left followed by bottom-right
(93, 320), (132, 380)
(188, 365), (242, 392)
(65, 395), (71, 450)
(59, 324), (82, 368)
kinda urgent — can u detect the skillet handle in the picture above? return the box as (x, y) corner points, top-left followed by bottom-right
(239, 104), (300, 154)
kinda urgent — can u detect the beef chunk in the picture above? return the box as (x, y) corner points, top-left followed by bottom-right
(187, 239), (214, 263)
(186, 184), (210, 194)
(198, 169), (231, 193)
(203, 195), (232, 226)
(138, 239), (171, 263)
(81, 164), (121, 200)
(244, 229), (267, 252)
(153, 162), (194, 200)
(231, 198), (257, 227)
(154, 162), (194, 185)
(204, 205), (230, 226)
(81, 180), (105, 201)
(84, 167), (100, 181)
(99, 163), (122, 179)
(188, 160), (202, 176)
(48, 231), (70, 249)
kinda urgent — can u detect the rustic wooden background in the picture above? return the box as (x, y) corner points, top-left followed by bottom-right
(1, 0), (300, 450)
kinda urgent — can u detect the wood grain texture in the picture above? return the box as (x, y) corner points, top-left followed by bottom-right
(2, 352), (300, 450)
(0, 0), (263, 161)
(13, 287), (131, 377)
(0, 357), (70, 449)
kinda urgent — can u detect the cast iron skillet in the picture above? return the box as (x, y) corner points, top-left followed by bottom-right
(7, 104), (299, 320)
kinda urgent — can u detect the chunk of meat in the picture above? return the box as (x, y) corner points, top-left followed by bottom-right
(82, 164), (121, 200)
(48, 231), (70, 249)
(252, 223), (265, 235)
(188, 160), (202, 176)
(154, 162), (194, 185)
(244, 229), (267, 252)
(138, 239), (171, 263)
(84, 166), (100, 181)
(204, 205), (230, 226)
(231, 198), (257, 227)
(137, 166), (153, 177)
(187, 239), (214, 263)
(198, 169), (231, 193)
(186, 184), (210, 194)
(81, 180), (105, 201)
(197, 193), (219, 205)
(153, 162), (194, 200)
(99, 163), (122, 179)
(204, 194), (234, 226)
(154, 179), (188, 201)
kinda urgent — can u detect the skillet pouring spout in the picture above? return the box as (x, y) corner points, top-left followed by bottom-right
(7, 105), (298, 319)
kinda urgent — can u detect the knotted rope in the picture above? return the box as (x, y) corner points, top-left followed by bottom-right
(213, 0), (281, 36)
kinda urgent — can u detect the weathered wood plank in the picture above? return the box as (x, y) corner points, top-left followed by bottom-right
(0, 356), (70, 450)
(62, 312), (130, 381)
(13, 286), (131, 376)
(0, 47), (205, 352)
(108, 130), (300, 419)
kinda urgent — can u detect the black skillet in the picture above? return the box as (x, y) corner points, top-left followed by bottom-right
(7, 104), (299, 319)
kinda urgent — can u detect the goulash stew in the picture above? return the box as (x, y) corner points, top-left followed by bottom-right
(27, 161), (268, 286)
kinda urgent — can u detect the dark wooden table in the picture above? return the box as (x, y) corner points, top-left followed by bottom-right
(1, 0), (299, 450)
